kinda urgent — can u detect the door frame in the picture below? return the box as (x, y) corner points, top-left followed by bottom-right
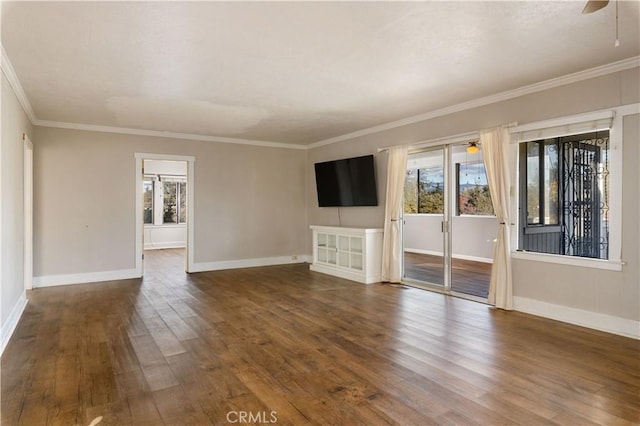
(23, 134), (33, 290)
(134, 153), (195, 276)
(402, 136), (491, 302)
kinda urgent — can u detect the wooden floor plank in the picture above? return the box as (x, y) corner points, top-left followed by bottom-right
(2, 248), (638, 425)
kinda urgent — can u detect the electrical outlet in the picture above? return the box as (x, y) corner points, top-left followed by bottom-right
(291, 255), (298, 260)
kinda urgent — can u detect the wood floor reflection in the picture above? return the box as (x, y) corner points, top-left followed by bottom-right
(403, 252), (491, 298)
(2, 249), (638, 425)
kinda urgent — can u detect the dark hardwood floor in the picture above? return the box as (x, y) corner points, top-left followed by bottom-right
(2, 249), (639, 425)
(404, 252), (491, 298)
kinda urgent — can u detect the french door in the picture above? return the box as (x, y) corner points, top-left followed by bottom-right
(402, 143), (494, 300)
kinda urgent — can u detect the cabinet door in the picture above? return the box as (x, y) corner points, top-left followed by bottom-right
(328, 234), (337, 249)
(318, 247), (328, 263)
(350, 237), (362, 253)
(350, 253), (363, 270)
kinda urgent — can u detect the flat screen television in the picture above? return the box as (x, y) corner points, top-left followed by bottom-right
(314, 155), (378, 207)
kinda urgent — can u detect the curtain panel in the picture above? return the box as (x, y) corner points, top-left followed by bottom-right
(481, 127), (514, 310)
(381, 146), (408, 283)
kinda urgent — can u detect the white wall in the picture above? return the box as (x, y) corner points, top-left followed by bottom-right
(144, 225), (186, 250)
(1, 72), (34, 351)
(307, 67), (640, 337)
(33, 127), (308, 283)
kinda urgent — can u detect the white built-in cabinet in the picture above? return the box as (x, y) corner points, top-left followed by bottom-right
(310, 225), (383, 284)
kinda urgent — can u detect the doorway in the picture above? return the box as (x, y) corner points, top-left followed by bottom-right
(134, 153), (195, 276)
(402, 143), (497, 300)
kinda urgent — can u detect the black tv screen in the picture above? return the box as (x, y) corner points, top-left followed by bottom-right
(314, 155), (378, 207)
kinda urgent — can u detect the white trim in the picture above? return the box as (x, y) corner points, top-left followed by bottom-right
(0, 45), (36, 123)
(33, 268), (139, 288)
(144, 242), (187, 250)
(37, 120), (306, 150)
(144, 224), (187, 229)
(404, 248), (493, 264)
(0, 293), (28, 355)
(514, 296), (639, 340)
(512, 251), (623, 271)
(191, 255), (309, 273)
(510, 110), (614, 136)
(311, 57), (640, 149)
(2, 39), (636, 150)
(135, 153), (196, 274)
(511, 110), (614, 143)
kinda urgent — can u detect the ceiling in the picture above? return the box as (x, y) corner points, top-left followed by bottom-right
(2, 1), (639, 146)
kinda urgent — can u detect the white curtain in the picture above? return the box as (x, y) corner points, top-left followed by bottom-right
(481, 127), (513, 310)
(381, 146), (409, 283)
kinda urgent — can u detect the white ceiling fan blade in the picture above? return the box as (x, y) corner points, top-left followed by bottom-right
(582, 0), (609, 14)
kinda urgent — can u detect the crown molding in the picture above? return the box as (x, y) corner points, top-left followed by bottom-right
(308, 56), (640, 149)
(1, 45), (37, 123)
(3, 37), (637, 152)
(35, 120), (307, 150)
(1, 42), (304, 150)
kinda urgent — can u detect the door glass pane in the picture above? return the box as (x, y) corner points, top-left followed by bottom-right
(403, 149), (445, 286)
(450, 144), (493, 299)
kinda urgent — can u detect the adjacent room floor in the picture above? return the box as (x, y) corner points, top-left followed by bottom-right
(2, 249), (638, 425)
(403, 252), (491, 298)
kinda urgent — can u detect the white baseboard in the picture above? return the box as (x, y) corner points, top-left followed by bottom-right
(514, 296), (640, 340)
(1, 292), (28, 355)
(191, 254), (310, 273)
(404, 248), (493, 264)
(33, 268), (140, 288)
(144, 242), (186, 250)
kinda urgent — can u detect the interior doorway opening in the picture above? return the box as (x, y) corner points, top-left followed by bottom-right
(402, 143), (497, 301)
(135, 153), (195, 276)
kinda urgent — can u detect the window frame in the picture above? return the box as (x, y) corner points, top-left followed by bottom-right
(510, 107), (627, 271)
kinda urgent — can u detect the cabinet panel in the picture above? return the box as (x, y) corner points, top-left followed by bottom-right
(351, 237), (362, 253)
(338, 235), (350, 251)
(351, 254), (363, 270)
(318, 248), (327, 263)
(338, 251), (350, 267)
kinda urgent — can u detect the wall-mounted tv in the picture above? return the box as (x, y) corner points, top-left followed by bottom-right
(314, 155), (378, 207)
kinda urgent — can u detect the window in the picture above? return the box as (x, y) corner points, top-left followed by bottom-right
(519, 130), (609, 260)
(143, 177), (154, 224)
(456, 161), (494, 216)
(161, 178), (187, 224)
(404, 166), (444, 214)
(143, 175), (187, 225)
